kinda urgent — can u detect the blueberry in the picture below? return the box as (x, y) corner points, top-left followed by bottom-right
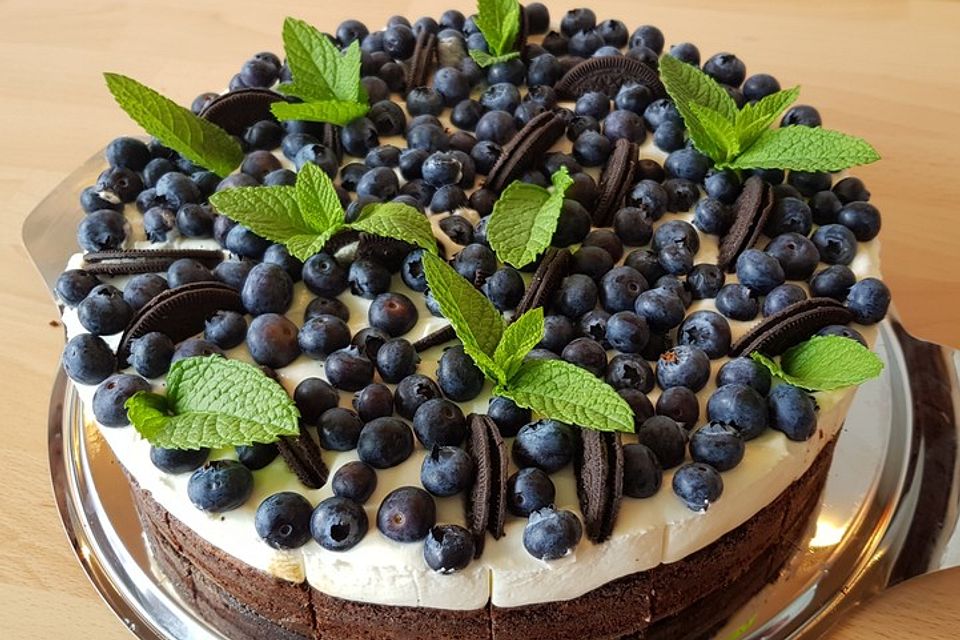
(251, 492), (313, 550)
(765, 232), (820, 280)
(677, 311), (731, 359)
(77, 209), (127, 252)
(763, 283), (807, 316)
(613, 207), (653, 247)
(596, 266), (645, 314)
(573, 130), (612, 167)
(117, 274), (165, 313)
(704, 169), (742, 204)
(294, 314), (348, 360)
(325, 346), (374, 391)
(96, 166), (143, 202)
(605, 353), (655, 392)
(129, 331), (174, 378)
(167, 258), (215, 289)
(420, 445), (473, 497)
(620, 443), (662, 498)
(627, 180), (669, 221)
(846, 277), (891, 324)
(106, 136), (151, 171)
(198, 310), (245, 350)
(377, 486), (436, 543)
(246, 312), (300, 368)
(812, 224), (858, 265)
(634, 415), (687, 470)
(643, 98), (682, 131)
(317, 407), (364, 451)
(817, 324), (867, 347)
(353, 383), (393, 422)
(303, 253), (349, 298)
(574, 91), (610, 120)
(655, 275), (693, 307)
(173, 203), (213, 238)
(92, 374), (150, 427)
(481, 267), (525, 311)
(394, 374), (443, 419)
(662, 178), (700, 212)
(311, 496), (369, 551)
(437, 344), (486, 400)
(837, 202), (882, 241)
(634, 288), (685, 332)
(155, 171), (201, 208)
(551, 199), (592, 246)
(703, 52), (746, 86)
(665, 148), (712, 183)
(523, 507), (583, 560)
(171, 338), (223, 363)
(653, 386), (698, 430)
(715, 283), (759, 321)
(567, 114), (601, 142)
(332, 461), (378, 503)
(524, 2), (551, 34)
(624, 249), (666, 284)
(788, 170), (832, 197)
(77, 285), (132, 336)
(808, 190), (842, 226)
(831, 177), (870, 205)
(569, 30), (604, 57)
(810, 265), (857, 301)
(407, 124), (450, 153)
(502, 467), (555, 518)
(357, 417), (414, 469)
(629, 24), (665, 53)
(767, 384), (818, 442)
(293, 377), (339, 425)
(481, 82), (521, 113)
(187, 460), (253, 513)
(513, 420), (575, 473)
(485, 58), (526, 85)
(766, 197), (813, 237)
(653, 120), (685, 152)
(149, 446), (208, 474)
(554, 274), (598, 319)
(475, 110), (517, 146)
(686, 421), (744, 471)
(453, 243), (497, 286)
(605, 311), (650, 354)
(80, 186), (122, 214)
(236, 442), (279, 470)
(686, 264), (725, 300)
(716, 357), (771, 396)
(424, 524), (475, 573)
(658, 244), (695, 276)
(368, 292), (419, 337)
(707, 384), (768, 440)
(570, 246), (614, 285)
(673, 462), (723, 512)
(560, 337), (605, 377)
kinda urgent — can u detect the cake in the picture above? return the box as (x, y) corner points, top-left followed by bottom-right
(53, 2), (892, 639)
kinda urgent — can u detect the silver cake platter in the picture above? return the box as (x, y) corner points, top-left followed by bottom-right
(26, 152), (960, 639)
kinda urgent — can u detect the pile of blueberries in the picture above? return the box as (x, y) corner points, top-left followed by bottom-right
(58, 3), (892, 571)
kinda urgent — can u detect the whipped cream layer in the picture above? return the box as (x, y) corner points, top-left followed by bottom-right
(62, 124), (881, 610)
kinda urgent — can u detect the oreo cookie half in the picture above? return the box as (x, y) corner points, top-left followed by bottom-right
(555, 56), (666, 100)
(199, 88), (286, 136)
(485, 110), (566, 194)
(406, 30), (438, 93)
(514, 247), (571, 317)
(717, 175), (774, 272)
(83, 249), (223, 276)
(464, 413), (507, 556)
(575, 429), (624, 543)
(729, 297), (856, 357)
(592, 139), (638, 227)
(276, 431), (329, 489)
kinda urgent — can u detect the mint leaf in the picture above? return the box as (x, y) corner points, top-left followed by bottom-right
(103, 73), (243, 177)
(750, 335), (883, 391)
(295, 162), (345, 232)
(496, 359), (635, 433)
(348, 202), (439, 254)
(475, 0), (521, 58)
(421, 251), (505, 383)
(487, 167), (573, 268)
(126, 357), (300, 449)
(493, 307), (544, 381)
(735, 86), (800, 150)
(469, 49), (521, 68)
(688, 103), (740, 163)
(280, 18), (363, 102)
(723, 126), (880, 172)
(271, 99), (369, 126)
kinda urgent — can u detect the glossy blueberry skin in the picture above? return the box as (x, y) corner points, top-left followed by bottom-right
(77, 209), (127, 252)
(394, 374), (443, 419)
(717, 357), (772, 396)
(809, 190), (842, 226)
(377, 486), (436, 543)
(676, 311), (731, 360)
(560, 337), (607, 377)
(254, 492), (313, 550)
(573, 131), (613, 167)
(635, 288), (686, 332)
(846, 277), (891, 324)
(551, 199), (593, 247)
(704, 169), (741, 205)
(665, 148), (712, 183)
(604, 311), (650, 355)
(765, 232), (820, 280)
(55, 269), (101, 307)
(453, 243), (497, 285)
(167, 258), (215, 289)
(413, 398), (466, 448)
(201, 310), (246, 350)
(653, 120), (685, 152)
(356, 166), (400, 200)
(812, 224), (859, 265)
(523, 507), (583, 560)
(212, 259), (253, 291)
(606, 353), (655, 393)
(478, 397), (528, 441)
(149, 446), (209, 474)
(293, 378), (339, 425)
(370, 339), (417, 385)
(437, 344), (486, 401)
(96, 166), (144, 202)
(837, 202), (882, 241)
(92, 374), (150, 427)
(636, 415), (687, 469)
(655, 386), (700, 430)
(239, 262), (293, 317)
(513, 420), (576, 473)
(673, 463), (724, 512)
(693, 198), (732, 236)
(325, 346), (375, 391)
(689, 421), (745, 472)
(763, 283), (808, 316)
(599, 265), (647, 313)
(423, 524), (475, 574)
(643, 98), (682, 132)
(480, 82), (521, 114)
(475, 110), (517, 145)
(485, 58), (526, 85)
(77, 285), (132, 336)
(357, 417), (414, 469)
(187, 460), (254, 513)
(118, 274), (166, 314)
(715, 283), (760, 321)
(128, 332), (174, 379)
(766, 197), (813, 237)
(817, 324), (868, 347)
(612, 207), (653, 247)
(406, 86), (445, 117)
(302, 252), (348, 299)
(743, 73), (781, 101)
(501, 467), (557, 519)
(332, 461), (378, 504)
(703, 51), (746, 86)
(809, 265), (857, 301)
(368, 292), (419, 337)
(235, 442), (279, 471)
(662, 178), (700, 212)
(482, 267), (525, 311)
(686, 264), (725, 300)
(80, 185), (122, 214)
(245, 313), (299, 368)
(106, 136), (151, 171)
(768, 384), (818, 442)
(420, 445), (474, 497)
(156, 171), (201, 208)
(171, 338), (224, 363)
(554, 274), (598, 320)
(311, 496), (369, 551)
(621, 443), (663, 498)
(735, 249), (786, 295)
(297, 314), (350, 359)
(707, 384), (769, 440)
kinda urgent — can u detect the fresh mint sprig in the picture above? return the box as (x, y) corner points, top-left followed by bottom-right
(658, 54), (880, 172)
(209, 163), (437, 261)
(487, 167), (573, 268)
(469, 0), (522, 68)
(103, 73), (244, 177)
(125, 356), (301, 450)
(421, 252), (635, 433)
(273, 17), (369, 125)
(751, 335), (884, 391)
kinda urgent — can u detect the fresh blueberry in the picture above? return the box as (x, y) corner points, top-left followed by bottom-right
(846, 277), (891, 324)
(812, 224), (858, 265)
(106, 136), (151, 171)
(149, 446), (208, 474)
(96, 166), (143, 202)
(77, 209), (127, 252)
(643, 98), (682, 131)
(303, 253), (349, 298)
(625, 249), (666, 284)
(92, 374), (150, 427)
(77, 285), (132, 335)
(297, 314), (350, 360)
(513, 420), (575, 473)
(736, 249), (786, 295)
(573, 130), (612, 167)
(368, 292), (419, 337)
(673, 462), (723, 512)
(662, 178), (700, 212)
(768, 384), (818, 441)
(553, 273), (598, 319)
(55, 269), (101, 307)
(621, 443), (663, 498)
(809, 265), (857, 301)
(236, 442), (279, 470)
(356, 166), (400, 200)
(809, 190), (843, 225)
(353, 384), (394, 422)
(437, 344), (486, 400)
(599, 266), (647, 313)
(293, 377), (339, 424)
(394, 374), (443, 419)
(485, 58), (526, 85)
(332, 461), (378, 504)
(213, 259), (254, 291)
(453, 243), (497, 286)
(176, 203), (215, 238)
(481, 82), (522, 113)
(763, 283), (807, 316)
(551, 199), (592, 246)
(656, 344), (710, 392)
(561, 337), (607, 377)
(171, 338), (224, 363)
(665, 148), (712, 183)
(677, 311), (731, 359)
(325, 346), (375, 391)
(127, 332), (174, 379)
(420, 445), (473, 497)
(766, 197), (813, 237)
(411, 397), (465, 448)
(686, 264), (725, 300)
(605, 353), (655, 392)
(613, 207), (653, 246)
(377, 486), (436, 542)
(187, 460), (253, 513)
(704, 169), (742, 204)
(765, 232), (820, 280)
(317, 407), (364, 452)
(653, 120), (685, 152)
(703, 52), (746, 86)
(358, 417), (414, 469)
(817, 324), (867, 347)
(155, 171), (201, 208)
(688, 421), (745, 471)
(254, 492), (313, 550)
(605, 311), (651, 354)
(629, 24), (664, 53)
(121, 273), (167, 312)
(634, 288), (686, 332)
(837, 202), (882, 241)
(788, 170), (832, 197)
(655, 275), (693, 307)
(615, 82), (654, 116)
(311, 496), (369, 551)
(475, 110), (517, 145)
(247, 313), (300, 368)
(714, 283), (758, 321)
(653, 386), (698, 430)
(239, 262), (293, 316)
(424, 524), (475, 573)
(202, 310), (246, 350)
(707, 384), (768, 440)
(482, 267), (525, 310)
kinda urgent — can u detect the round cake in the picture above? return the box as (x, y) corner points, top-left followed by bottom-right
(55, 3), (892, 639)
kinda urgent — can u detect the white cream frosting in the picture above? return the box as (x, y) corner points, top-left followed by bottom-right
(61, 123), (882, 610)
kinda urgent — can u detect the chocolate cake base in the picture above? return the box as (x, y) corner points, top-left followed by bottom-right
(130, 438), (836, 640)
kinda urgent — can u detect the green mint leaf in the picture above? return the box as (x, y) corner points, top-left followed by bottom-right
(750, 336), (884, 391)
(469, 49), (521, 68)
(271, 99), (369, 126)
(126, 357), (300, 449)
(280, 17), (363, 102)
(487, 167), (573, 268)
(723, 125), (880, 172)
(295, 162), (346, 232)
(348, 202), (439, 254)
(735, 86), (801, 150)
(493, 307), (545, 381)
(496, 359), (635, 433)
(475, 0), (521, 57)
(688, 103), (740, 163)
(421, 251), (506, 383)
(103, 73), (243, 177)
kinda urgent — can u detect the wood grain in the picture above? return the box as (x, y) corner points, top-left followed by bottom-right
(0, 1), (958, 638)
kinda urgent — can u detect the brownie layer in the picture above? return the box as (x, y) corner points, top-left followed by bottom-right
(131, 436), (836, 640)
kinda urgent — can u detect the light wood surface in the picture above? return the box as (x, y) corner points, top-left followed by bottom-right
(1, 1), (959, 638)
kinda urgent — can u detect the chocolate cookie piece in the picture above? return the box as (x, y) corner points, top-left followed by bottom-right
(199, 88), (285, 136)
(729, 297), (855, 357)
(116, 281), (243, 365)
(717, 176), (775, 272)
(406, 30), (438, 93)
(555, 56), (667, 101)
(413, 325), (457, 353)
(514, 247), (571, 317)
(575, 429), (624, 543)
(593, 139), (639, 227)
(356, 234), (415, 272)
(83, 249), (224, 275)
(276, 431), (329, 489)
(464, 413), (507, 556)
(320, 122), (344, 163)
(485, 110), (566, 194)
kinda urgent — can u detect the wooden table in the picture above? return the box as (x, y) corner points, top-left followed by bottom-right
(0, 0), (958, 637)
